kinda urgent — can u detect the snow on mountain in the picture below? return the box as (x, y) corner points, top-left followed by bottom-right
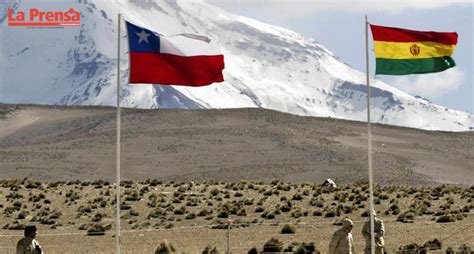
(0, 0), (471, 131)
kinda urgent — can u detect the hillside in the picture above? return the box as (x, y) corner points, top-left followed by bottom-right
(0, 105), (472, 185)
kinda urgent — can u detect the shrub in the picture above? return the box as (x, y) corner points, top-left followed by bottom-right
(155, 240), (176, 253)
(457, 244), (472, 253)
(6, 221), (24, 230)
(210, 187), (220, 196)
(334, 192), (347, 203)
(285, 242), (319, 254)
(292, 193), (303, 201)
(148, 208), (166, 219)
(148, 193), (158, 202)
(263, 238), (284, 252)
(217, 210), (229, 218)
(125, 191), (141, 201)
(185, 213), (196, 220)
(247, 247), (258, 254)
(324, 210), (336, 218)
(237, 209), (247, 216)
(129, 210), (139, 217)
(341, 205), (353, 214)
(197, 209), (209, 217)
(291, 210), (303, 218)
(87, 223), (111, 236)
(422, 239), (442, 250)
(243, 199), (254, 205)
(263, 190), (273, 196)
(360, 210), (369, 217)
(173, 206), (186, 215)
(280, 201), (292, 212)
(385, 203), (400, 215)
(92, 213), (105, 222)
(40, 217), (55, 225)
(398, 243), (420, 252)
(274, 207), (281, 215)
(436, 215), (455, 223)
(17, 211), (28, 220)
(29, 193), (46, 202)
(120, 202), (131, 210)
(309, 198), (325, 208)
(398, 239), (443, 253)
(262, 212), (275, 219)
(396, 211), (415, 223)
(201, 245), (219, 254)
(280, 224), (296, 234)
(6, 192), (23, 200)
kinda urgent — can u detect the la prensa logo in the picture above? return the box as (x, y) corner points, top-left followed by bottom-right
(409, 44), (421, 56)
(8, 7), (80, 27)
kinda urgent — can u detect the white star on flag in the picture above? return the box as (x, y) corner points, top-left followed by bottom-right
(136, 30), (151, 44)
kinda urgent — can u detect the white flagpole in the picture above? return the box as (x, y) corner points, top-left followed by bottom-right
(365, 15), (376, 254)
(115, 13), (122, 254)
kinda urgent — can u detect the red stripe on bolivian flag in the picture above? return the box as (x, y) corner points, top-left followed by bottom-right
(370, 24), (458, 75)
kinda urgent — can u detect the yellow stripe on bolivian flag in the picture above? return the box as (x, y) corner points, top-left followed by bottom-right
(374, 41), (456, 59)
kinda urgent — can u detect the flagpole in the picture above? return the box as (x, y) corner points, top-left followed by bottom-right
(365, 15), (376, 254)
(115, 12), (122, 254)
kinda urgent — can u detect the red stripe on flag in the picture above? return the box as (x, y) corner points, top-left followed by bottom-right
(370, 24), (458, 45)
(129, 52), (224, 86)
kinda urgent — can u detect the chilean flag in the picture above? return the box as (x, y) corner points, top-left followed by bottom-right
(126, 21), (225, 86)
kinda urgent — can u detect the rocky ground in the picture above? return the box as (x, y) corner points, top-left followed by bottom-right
(0, 179), (472, 253)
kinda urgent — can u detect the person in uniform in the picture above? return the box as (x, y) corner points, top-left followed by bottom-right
(329, 218), (355, 254)
(16, 225), (42, 254)
(362, 210), (385, 254)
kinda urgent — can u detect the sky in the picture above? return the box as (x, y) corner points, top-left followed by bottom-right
(208, 0), (473, 113)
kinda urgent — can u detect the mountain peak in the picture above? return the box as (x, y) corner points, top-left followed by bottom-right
(0, 0), (471, 131)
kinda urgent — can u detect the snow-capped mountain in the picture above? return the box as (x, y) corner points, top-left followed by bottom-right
(0, 0), (471, 131)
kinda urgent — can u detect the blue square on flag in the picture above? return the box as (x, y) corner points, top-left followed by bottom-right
(127, 22), (161, 53)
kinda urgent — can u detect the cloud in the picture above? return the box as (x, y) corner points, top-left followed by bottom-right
(387, 68), (465, 99)
(207, 0), (472, 19)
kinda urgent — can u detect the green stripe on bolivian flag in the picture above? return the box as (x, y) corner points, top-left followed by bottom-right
(370, 24), (458, 75)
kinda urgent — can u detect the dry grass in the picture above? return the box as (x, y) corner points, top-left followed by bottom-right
(0, 179), (472, 253)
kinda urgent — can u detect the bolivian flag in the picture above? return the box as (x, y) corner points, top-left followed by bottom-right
(370, 24), (458, 75)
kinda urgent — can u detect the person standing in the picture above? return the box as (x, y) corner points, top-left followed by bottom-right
(16, 225), (43, 254)
(362, 210), (385, 254)
(329, 218), (355, 254)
